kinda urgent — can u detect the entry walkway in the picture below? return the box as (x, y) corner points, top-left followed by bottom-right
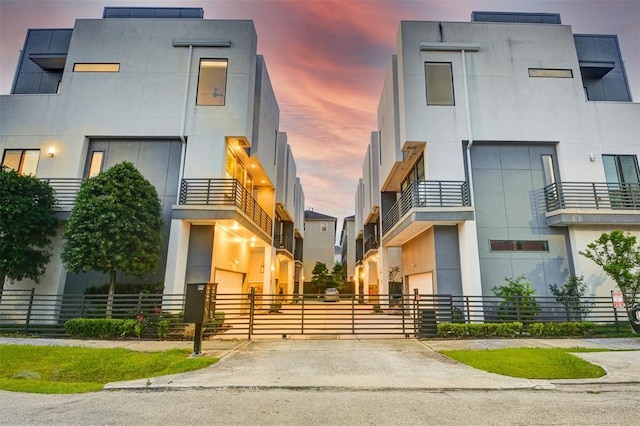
(2, 337), (638, 391)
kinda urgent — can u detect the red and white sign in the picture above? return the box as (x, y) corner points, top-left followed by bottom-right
(612, 292), (625, 309)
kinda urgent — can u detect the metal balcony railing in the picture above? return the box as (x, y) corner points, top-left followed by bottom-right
(364, 235), (379, 253)
(544, 182), (640, 211)
(382, 180), (470, 236)
(179, 178), (273, 236)
(274, 233), (293, 253)
(40, 178), (84, 210)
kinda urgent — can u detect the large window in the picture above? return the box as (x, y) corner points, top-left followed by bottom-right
(197, 59), (228, 106)
(603, 155), (640, 184)
(425, 62), (454, 105)
(401, 154), (425, 193)
(2, 149), (39, 175)
(226, 147), (253, 194)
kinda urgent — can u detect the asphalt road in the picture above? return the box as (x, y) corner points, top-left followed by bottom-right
(1, 384), (639, 425)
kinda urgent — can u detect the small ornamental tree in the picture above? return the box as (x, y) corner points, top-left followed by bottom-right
(0, 167), (57, 296)
(311, 262), (333, 293)
(579, 230), (640, 313)
(549, 275), (593, 321)
(61, 162), (163, 316)
(492, 276), (541, 322)
(331, 262), (346, 290)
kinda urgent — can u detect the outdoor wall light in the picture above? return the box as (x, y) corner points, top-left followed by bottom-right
(589, 152), (596, 162)
(47, 146), (55, 157)
(260, 264), (264, 273)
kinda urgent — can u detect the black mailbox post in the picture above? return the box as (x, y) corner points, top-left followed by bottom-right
(183, 283), (215, 355)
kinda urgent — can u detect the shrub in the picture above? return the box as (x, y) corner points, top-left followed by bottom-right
(492, 276), (541, 321)
(549, 275), (593, 321)
(157, 320), (170, 340)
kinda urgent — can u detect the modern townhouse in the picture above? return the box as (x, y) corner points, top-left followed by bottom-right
(302, 210), (337, 293)
(356, 11), (639, 305)
(0, 7), (305, 315)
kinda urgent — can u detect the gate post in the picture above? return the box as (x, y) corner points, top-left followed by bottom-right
(301, 293), (305, 334)
(413, 288), (419, 337)
(248, 287), (255, 339)
(351, 294), (355, 334)
(24, 288), (35, 333)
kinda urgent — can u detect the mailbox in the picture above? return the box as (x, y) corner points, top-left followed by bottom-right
(183, 283), (216, 324)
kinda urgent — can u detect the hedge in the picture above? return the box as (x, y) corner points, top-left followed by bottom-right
(64, 318), (139, 339)
(437, 321), (595, 338)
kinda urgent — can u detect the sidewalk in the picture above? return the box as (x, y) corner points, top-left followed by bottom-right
(2, 336), (639, 391)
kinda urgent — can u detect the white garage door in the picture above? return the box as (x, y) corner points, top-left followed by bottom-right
(408, 272), (433, 296)
(213, 269), (245, 295)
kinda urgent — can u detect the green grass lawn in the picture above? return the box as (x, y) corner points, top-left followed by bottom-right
(440, 347), (608, 379)
(0, 345), (218, 394)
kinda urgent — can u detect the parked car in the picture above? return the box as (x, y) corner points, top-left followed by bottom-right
(324, 287), (340, 302)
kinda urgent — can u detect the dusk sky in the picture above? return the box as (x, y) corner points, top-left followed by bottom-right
(1, 0), (639, 233)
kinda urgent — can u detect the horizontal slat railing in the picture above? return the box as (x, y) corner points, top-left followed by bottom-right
(1, 290), (634, 338)
(179, 178), (273, 235)
(40, 178), (84, 210)
(382, 180), (470, 235)
(545, 182), (640, 211)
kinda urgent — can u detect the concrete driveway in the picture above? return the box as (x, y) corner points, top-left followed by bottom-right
(102, 338), (640, 391)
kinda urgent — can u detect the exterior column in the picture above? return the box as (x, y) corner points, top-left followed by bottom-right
(163, 220), (191, 297)
(458, 221), (483, 321)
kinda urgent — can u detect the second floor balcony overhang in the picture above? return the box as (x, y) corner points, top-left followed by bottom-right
(381, 180), (474, 246)
(175, 178), (273, 242)
(544, 182), (640, 226)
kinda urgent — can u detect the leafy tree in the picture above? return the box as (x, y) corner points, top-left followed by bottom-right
(579, 230), (640, 313)
(0, 167), (57, 296)
(549, 274), (593, 321)
(331, 262), (346, 290)
(310, 262), (333, 292)
(61, 162), (163, 316)
(492, 276), (541, 321)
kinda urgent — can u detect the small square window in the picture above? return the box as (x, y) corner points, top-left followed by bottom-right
(321, 222), (328, 232)
(197, 59), (228, 106)
(425, 62), (454, 105)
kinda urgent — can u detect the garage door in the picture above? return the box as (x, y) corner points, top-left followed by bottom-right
(408, 272), (433, 296)
(214, 269), (245, 295)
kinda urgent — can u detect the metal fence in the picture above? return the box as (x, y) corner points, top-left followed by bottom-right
(0, 289), (633, 339)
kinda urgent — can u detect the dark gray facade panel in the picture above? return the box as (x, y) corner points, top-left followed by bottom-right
(102, 7), (204, 19)
(472, 144), (572, 296)
(471, 12), (561, 24)
(574, 34), (631, 102)
(185, 225), (214, 284)
(12, 29), (71, 94)
(434, 226), (463, 295)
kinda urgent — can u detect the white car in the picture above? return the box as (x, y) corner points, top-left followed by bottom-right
(324, 288), (340, 302)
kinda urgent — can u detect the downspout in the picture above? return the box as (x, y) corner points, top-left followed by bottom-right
(177, 45), (193, 204)
(461, 49), (474, 206)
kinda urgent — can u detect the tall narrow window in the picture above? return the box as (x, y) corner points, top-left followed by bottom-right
(197, 59), (228, 105)
(321, 222), (328, 232)
(2, 149), (39, 175)
(88, 151), (104, 178)
(542, 154), (557, 202)
(425, 62), (454, 105)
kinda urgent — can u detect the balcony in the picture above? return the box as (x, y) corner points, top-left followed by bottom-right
(179, 178), (273, 236)
(544, 182), (640, 226)
(364, 235), (379, 255)
(274, 233), (294, 254)
(381, 180), (473, 244)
